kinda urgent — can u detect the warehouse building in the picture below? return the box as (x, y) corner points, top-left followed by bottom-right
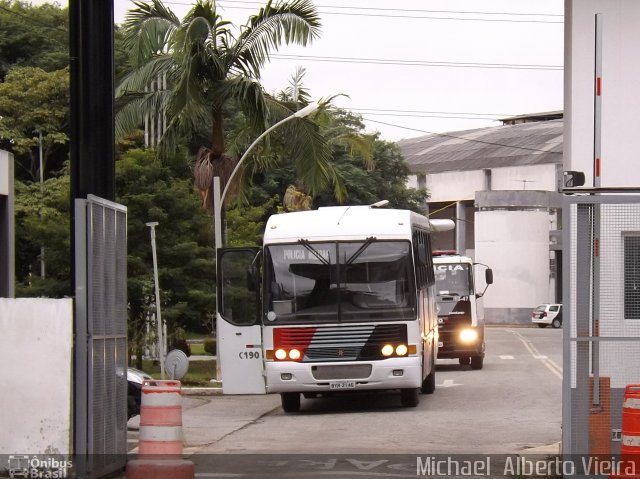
(398, 113), (563, 324)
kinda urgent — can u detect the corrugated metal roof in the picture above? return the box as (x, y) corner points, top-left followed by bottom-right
(397, 119), (563, 174)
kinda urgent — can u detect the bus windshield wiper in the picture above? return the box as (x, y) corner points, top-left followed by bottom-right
(346, 236), (377, 265)
(298, 239), (330, 265)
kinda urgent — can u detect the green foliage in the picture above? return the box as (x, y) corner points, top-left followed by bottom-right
(203, 338), (217, 355)
(315, 136), (428, 212)
(244, 108), (428, 213)
(116, 0), (342, 203)
(0, 66), (70, 181)
(226, 196), (277, 247)
(14, 164), (71, 297)
(0, 1), (69, 78)
(141, 358), (216, 386)
(117, 148), (216, 334)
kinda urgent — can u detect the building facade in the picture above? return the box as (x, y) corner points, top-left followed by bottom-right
(399, 116), (563, 324)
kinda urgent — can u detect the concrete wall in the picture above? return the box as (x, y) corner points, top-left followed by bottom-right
(491, 164), (558, 191)
(565, 0), (640, 186)
(426, 170), (484, 202)
(475, 209), (551, 324)
(423, 164), (559, 204)
(0, 150), (10, 196)
(0, 298), (73, 456)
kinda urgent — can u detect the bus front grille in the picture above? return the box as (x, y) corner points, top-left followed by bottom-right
(274, 324), (407, 362)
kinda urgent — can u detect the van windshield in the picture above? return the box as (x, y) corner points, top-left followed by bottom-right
(264, 241), (416, 324)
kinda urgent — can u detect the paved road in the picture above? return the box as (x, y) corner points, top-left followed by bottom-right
(187, 326), (562, 456)
(127, 326), (563, 477)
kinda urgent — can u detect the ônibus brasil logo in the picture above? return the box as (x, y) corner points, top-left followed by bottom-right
(7, 455), (72, 478)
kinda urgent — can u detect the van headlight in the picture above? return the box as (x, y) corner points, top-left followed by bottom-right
(459, 329), (479, 344)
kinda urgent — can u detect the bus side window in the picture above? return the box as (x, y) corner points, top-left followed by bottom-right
(425, 233), (435, 285)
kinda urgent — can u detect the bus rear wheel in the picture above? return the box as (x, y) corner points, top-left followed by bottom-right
(281, 392), (301, 413)
(400, 388), (420, 407)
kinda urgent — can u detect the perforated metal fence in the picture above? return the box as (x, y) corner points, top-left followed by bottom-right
(75, 195), (128, 478)
(563, 195), (640, 457)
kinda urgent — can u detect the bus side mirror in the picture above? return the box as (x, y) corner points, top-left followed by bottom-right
(485, 268), (493, 285)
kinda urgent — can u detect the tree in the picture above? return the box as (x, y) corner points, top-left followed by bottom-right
(314, 133), (428, 211)
(0, 1), (69, 79)
(117, 148), (216, 337)
(0, 66), (70, 181)
(244, 109), (427, 213)
(116, 0), (341, 210)
(14, 164), (71, 297)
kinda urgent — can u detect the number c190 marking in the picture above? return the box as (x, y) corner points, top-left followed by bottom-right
(239, 351), (260, 360)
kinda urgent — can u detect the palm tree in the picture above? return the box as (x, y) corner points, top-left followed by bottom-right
(116, 0), (340, 207)
(275, 67), (375, 210)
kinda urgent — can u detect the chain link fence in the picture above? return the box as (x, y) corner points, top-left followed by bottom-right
(563, 195), (640, 456)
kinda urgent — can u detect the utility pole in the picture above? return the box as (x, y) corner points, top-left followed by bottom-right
(146, 222), (165, 378)
(38, 132), (45, 279)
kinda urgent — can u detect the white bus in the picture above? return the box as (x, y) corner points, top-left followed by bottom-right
(432, 251), (493, 370)
(216, 204), (453, 412)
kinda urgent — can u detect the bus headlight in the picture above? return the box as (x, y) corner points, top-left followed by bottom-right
(381, 344), (394, 356)
(275, 349), (287, 360)
(289, 349), (301, 360)
(459, 329), (479, 344)
(395, 344), (408, 356)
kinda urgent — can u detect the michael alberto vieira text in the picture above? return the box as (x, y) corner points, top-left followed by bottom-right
(416, 456), (638, 476)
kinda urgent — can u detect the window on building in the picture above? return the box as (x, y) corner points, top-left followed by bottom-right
(624, 236), (640, 320)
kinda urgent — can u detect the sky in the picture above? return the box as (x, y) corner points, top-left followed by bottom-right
(87, 0), (565, 142)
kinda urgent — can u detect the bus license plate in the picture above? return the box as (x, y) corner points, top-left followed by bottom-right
(329, 380), (356, 390)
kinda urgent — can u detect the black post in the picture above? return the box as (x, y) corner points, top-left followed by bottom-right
(68, 2), (115, 470)
(69, 0), (115, 202)
(69, 0), (115, 293)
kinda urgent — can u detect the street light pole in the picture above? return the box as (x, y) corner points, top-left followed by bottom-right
(213, 101), (319, 383)
(146, 221), (165, 378)
(38, 132), (45, 279)
(214, 101), (320, 249)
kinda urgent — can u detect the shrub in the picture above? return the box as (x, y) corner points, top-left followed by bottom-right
(204, 338), (217, 355)
(169, 327), (191, 357)
(170, 338), (191, 357)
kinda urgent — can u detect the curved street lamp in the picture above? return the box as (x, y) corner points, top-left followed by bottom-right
(213, 101), (320, 250)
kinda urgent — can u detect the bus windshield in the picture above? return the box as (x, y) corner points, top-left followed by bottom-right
(434, 263), (472, 297)
(264, 241), (416, 324)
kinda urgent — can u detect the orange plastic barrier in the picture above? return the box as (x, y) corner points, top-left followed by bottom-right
(138, 380), (184, 457)
(622, 385), (640, 471)
(126, 380), (194, 479)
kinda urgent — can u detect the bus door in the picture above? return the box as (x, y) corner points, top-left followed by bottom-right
(217, 248), (266, 394)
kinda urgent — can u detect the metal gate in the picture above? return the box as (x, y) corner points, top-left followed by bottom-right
(75, 195), (128, 478)
(563, 194), (640, 457)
